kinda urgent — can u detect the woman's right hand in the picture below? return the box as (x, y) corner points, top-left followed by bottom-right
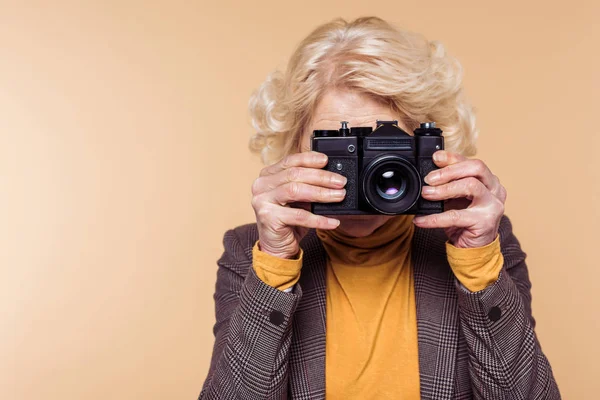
(251, 151), (347, 259)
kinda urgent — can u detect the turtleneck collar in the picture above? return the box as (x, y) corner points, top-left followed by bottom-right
(316, 214), (415, 266)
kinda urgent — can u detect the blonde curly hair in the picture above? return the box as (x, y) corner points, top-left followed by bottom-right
(248, 16), (478, 165)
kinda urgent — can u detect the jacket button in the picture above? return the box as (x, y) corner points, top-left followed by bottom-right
(488, 306), (502, 322)
(269, 310), (285, 326)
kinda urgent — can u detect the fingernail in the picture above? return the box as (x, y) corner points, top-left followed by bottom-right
(327, 218), (340, 227)
(413, 217), (424, 224)
(317, 153), (328, 163)
(335, 189), (346, 197)
(433, 151), (446, 163)
(422, 186), (435, 195)
(424, 172), (439, 184)
(332, 175), (347, 186)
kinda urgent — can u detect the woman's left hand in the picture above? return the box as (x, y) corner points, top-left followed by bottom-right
(413, 150), (507, 249)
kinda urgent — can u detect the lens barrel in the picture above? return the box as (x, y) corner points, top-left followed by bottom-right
(362, 155), (421, 215)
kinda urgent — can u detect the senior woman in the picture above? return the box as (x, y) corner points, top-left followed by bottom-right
(199, 17), (560, 400)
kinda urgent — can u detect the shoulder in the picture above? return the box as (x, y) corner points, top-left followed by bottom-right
(220, 222), (260, 263)
(497, 214), (527, 269)
(216, 223), (259, 278)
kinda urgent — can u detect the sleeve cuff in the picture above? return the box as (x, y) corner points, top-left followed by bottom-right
(446, 235), (504, 292)
(252, 241), (303, 292)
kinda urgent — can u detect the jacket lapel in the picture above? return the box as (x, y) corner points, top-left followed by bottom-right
(412, 226), (459, 400)
(288, 230), (328, 399)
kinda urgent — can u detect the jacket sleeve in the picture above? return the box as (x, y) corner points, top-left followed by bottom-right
(198, 228), (303, 400)
(455, 215), (561, 399)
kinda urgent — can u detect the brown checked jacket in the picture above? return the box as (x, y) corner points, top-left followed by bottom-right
(199, 215), (561, 399)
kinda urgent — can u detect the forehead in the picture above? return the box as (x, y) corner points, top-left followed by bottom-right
(309, 89), (398, 130)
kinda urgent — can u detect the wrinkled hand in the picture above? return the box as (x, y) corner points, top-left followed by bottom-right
(413, 150), (507, 248)
(251, 151), (346, 259)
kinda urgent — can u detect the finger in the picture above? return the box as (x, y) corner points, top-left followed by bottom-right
(431, 150), (467, 168)
(413, 209), (476, 229)
(269, 182), (346, 205)
(252, 167), (346, 196)
(424, 158), (496, 191)
(427, 154), (507, 202)
(421, 177), (493, 202)
(259, 151), (328, 177)
(275, 206), (340, 230)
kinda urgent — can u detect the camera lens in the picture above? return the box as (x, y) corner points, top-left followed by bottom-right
(375, 170), (407, 200)
(362, 155), (421, 215)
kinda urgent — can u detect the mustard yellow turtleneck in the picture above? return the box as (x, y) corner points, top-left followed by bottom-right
(317, 215), (419, 399)
(251, 216), (503, 399)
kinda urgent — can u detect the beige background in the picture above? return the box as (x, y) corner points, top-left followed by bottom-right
(1, 1), (598, 398)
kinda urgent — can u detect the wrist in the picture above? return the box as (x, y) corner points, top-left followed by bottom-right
(449, 233), (497, 249)
(253, 240), (303, 291)
(258, 241), (300, 260)
(446, 234), (503, 292)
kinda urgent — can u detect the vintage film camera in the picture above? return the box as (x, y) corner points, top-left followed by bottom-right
(311, 120), (444, 215)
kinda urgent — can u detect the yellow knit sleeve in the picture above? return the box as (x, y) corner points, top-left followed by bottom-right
(252, 241), (303, 292)
(445, 235), (503, 292)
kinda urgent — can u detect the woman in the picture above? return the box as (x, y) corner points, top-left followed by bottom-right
(199, 17), (560, 399)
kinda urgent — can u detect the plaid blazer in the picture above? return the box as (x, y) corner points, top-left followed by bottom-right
(199, 215), (560, 399)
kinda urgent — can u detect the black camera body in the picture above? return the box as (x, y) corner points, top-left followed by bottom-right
(311, 120), (444, 216)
